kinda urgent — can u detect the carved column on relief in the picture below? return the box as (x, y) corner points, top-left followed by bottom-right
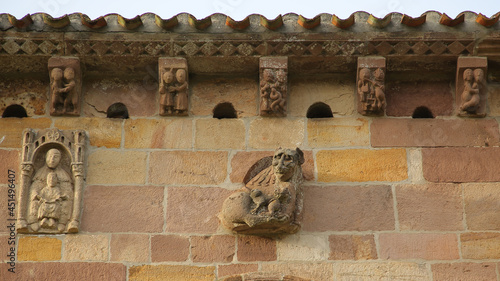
(158, 57), (189, 116)
(456, 57), (488, 117)
(17, 128), (86, 234)
(48, 57), (82, 116)
(357, 57), (386, 116)
(259, 57), (288, 117)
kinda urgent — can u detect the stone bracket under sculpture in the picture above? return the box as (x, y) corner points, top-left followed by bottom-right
(456, 56), (488, 117)
(357, 56), (386, 116)
(158, 57), (189, 116)
(17, 128), (86, 234)
(220, 148), (304, 236)
(48, 57), (82, 116)
(259, 57), (288, 117)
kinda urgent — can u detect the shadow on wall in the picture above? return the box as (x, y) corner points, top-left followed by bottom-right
(2, 104), (28, 118)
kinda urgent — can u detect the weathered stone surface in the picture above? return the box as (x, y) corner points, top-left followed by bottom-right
(329, 235), (377, 260)
(422, 148), (500, 182)
(432, 263), (497, 281)
(371, 119), (499, 147)
(261, 262), (334, 281)
(110, 234), (149, 262)
(54, 117), (122, 148)
(385, 81), (453, 116)
(456, 57), (488, 117)
(151, 235), (190, 262)
(81, 185), (164, 232)
(87, 150), (147, 184)
(357, 57), (386, 116)
(307, 118), (369, 147)
(461, 233), (500, 259)
(464, 183), (500, 230)
(83, 78), (157, 117)
(0, 150), (18, 184)
(191, 77), (258, 117)
(64, 235), (109, 261)
(238, 236), (277, 261)
(379, 233), (459, 260)
(18, 236), (61, 261)
(302, 185), (394, 231)
(166, 186), (231, 233)
(195, 119), (245, 149)
(0, 186), (9, 234)
(277, 234), (329, 261)
(129, 265), (215, 281)
(124, 118), (192, 149)
(0, 262), (126, 281)
(487, 83), (500, 116)
(149, 151), (227, 185)
(248, 118), (305, 149)
(191, 235), (235, 262)
(317, 149), (407, 182)
(332, 262), (429, 280)
(217, 264), (259, 278)
(288, 75), (355, 116)
(0, 79), (48, 116)
(396, 184), (463, 231)
(0, 118), (51, 148)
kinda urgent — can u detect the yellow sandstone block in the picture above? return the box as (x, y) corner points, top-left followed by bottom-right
(54, 117), (122, 148)
(249, 118), (304, 149)
(0, 118), (51, 148)
(129, 265), (215, 281)
(18, 236), (61, 261)
(307, 118), (369, 147)
(87, 150), (147, 184)
(125, 118), (192, 149)
(195, 118), (245, 149)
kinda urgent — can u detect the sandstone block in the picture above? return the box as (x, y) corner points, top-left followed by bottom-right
(317, 149), (407, 182)
(166, 186), (231, 233)
(81, 185), (164, 232)
(487, 83), (500, 116)
(149, 151), (227, 185)
(54, 117), (122, 148)
(124, 118), (192, 149)
(461, 232), (500, 259)
(18, 236), (61, 261)
(129, 265), (215, 281)
(217, 264), (259, 278)
(379, 233), (459, 260)
(151, 235), (190, 262)
(432, 263), (497, 281)
(396, 184), (463, 231)
(195, 119), (245, 149)
(237, 236), (277, 261)
(110, 234), (149, 262)
(0, 79), (48, 116)
(248, 118), (305, 149)
(87, 150), (147, 184)
(0, 235), (11, 262)
(422, 148), (500, 182)
(64, 235), (109, 261)
(277, 234), (329, 261)
(261, 262), (335, 281)
(329, 235), (377, 260)
(302, 185), (394, 231)
(307, 118), (369, 147)
(371, 119), (500, 147)
(0, 118), (51, 148)
(464, 183), (500, 230)
(332, 262), (429, 280)
(0, 150), (18, 184)
(191, 235), (235, 263)
(0, 187), (9, 234)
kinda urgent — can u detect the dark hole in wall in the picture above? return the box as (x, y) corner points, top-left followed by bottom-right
(106, 102), (129, 119)
(213, 102), (237, 119)
(306, 102), (333, 118)
(412, 106), (434, 118)
(2, 104), (28, 118)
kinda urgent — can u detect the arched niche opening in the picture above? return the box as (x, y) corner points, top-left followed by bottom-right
(106, 103), (129, 119)
(213, 102), (237, 119)
(2, 104), (28, 118)
(306, 102), (333, 118)
(412, 106), (434, 119)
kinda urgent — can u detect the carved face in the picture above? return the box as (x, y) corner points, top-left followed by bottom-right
(360, 68), (370, 80)
(47, 172), (58, 187)
(176, 69), (186, 83)
(474, 69), (484, 82)
(463, 69), (473, 81)
(163, 71), (174, 83)
(51, 68), (63, 81)
(46, 149), (61, 169)
(64, 67), (75, 80)
(272, 148), (303, 182)
(374, 68), (384, 80)
(263, 69), (275, 82)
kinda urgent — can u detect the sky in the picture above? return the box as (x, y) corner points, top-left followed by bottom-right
(2, 0), (499, 19)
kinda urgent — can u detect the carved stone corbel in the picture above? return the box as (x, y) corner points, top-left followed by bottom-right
(357, 57), (386, 116)
(456, 57), (488, 117)
(17, 128), (86, 234)
(158, 57), (189, 116)
(259, 57), (288, 117)
(48, 57), (82, 116)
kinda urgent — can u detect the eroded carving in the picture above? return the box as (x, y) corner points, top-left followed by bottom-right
(456, 57), (488, 117)
(220, 148), (304, 236)
(48, 57), (81, 116)
(17, 128), (86, 234)
(159, 57), (189, 116)
(357, 57), (386, 116)
(260, 57), (288, 117)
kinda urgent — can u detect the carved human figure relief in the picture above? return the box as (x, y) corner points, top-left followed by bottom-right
(48, 57), (81, 116)
(220, 148), (304, 236)
(17, 128), (86, 234)
(158, 57), (189, 116)
(357, 57), (386, 116)
(456, 57), (488, 117)
(260, 57), (288, 117)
